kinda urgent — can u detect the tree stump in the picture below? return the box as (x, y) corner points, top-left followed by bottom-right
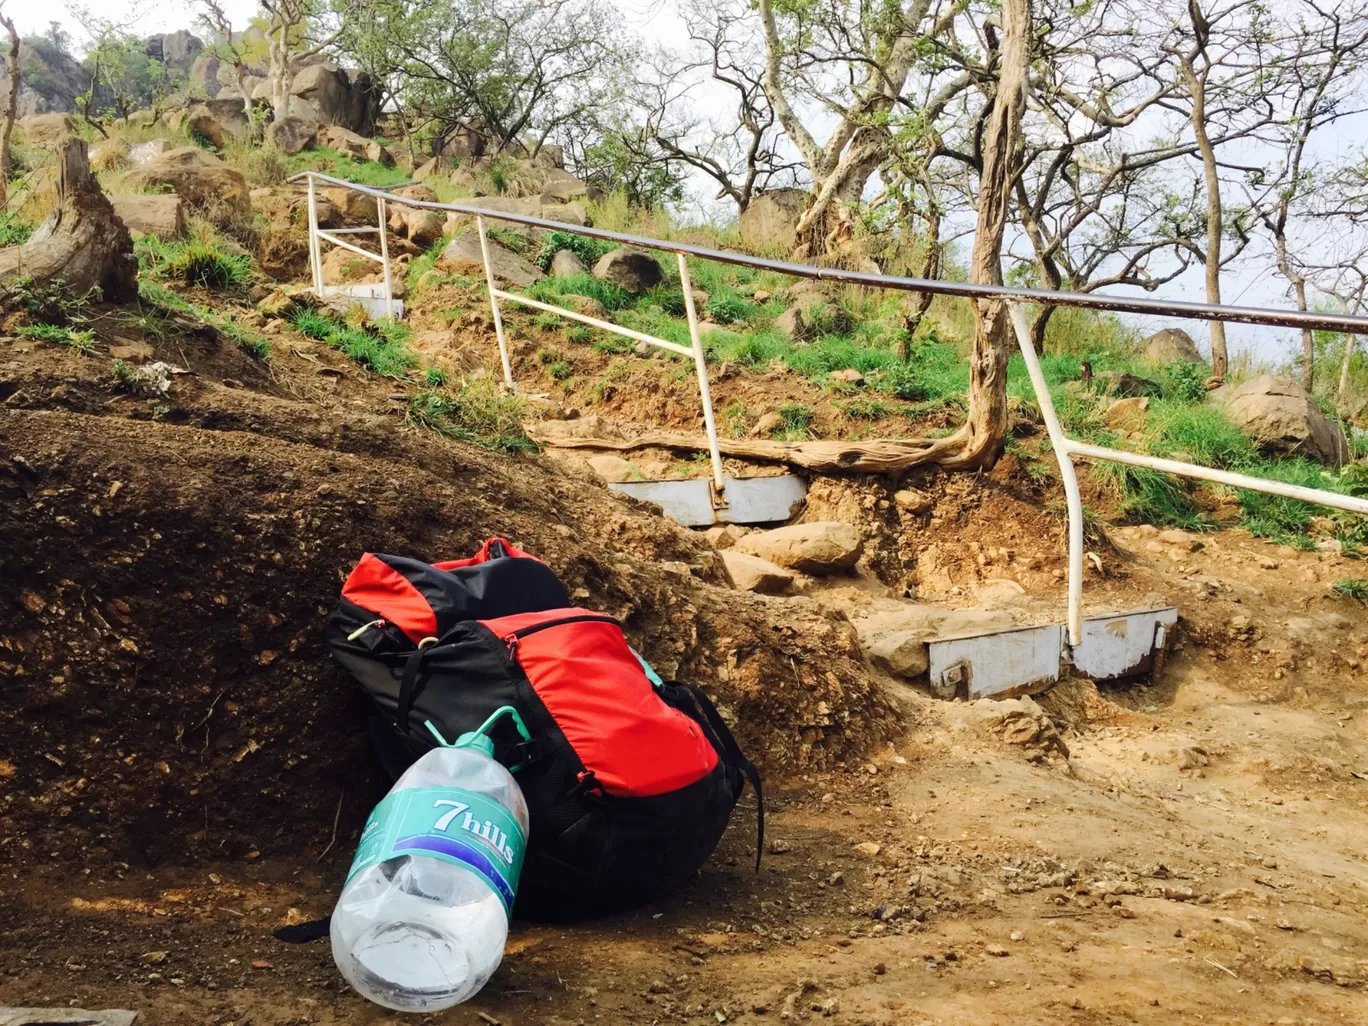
(0, 138), (137, 304)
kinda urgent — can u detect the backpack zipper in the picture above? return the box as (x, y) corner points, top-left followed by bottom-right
(346, 618), (387, 642)
(502, 613), (619, 654)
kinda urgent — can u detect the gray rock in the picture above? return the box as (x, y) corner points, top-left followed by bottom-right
(593, 247), (664, 293)
(266, 115), (318, 155)
(549, 249), (586, 277)
(1221, 373), (1349, 466)
(289, 62), (381, 135)
(438, 232), (542, 287)
(739, 188), (808, 253)
(110, 194), (186, 240)
(721, 550), (795, 595)
(1144, 327), (1205, 365)
(127, 139), (173, 166)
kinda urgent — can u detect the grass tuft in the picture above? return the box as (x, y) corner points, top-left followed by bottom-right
(290, 307), (415, 378)
(405, 382), (537, 453)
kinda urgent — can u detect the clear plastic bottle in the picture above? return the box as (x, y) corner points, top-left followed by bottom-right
(331, 707), (531, 1012)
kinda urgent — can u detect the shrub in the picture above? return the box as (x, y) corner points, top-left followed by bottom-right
(0, 211), (34, 247)
(535, 230), (613, 272)
(170, 241), (255, 289)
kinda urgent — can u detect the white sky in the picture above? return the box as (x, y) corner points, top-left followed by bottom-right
(12, 0), (1347, 367)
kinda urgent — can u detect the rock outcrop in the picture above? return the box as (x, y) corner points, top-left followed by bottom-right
(123, 147), (252, 222)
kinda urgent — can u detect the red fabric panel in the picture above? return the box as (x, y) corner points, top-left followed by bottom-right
(484, 609), (718, 797)
(341, 554), (439, 643)
(434, 537), (542, 571)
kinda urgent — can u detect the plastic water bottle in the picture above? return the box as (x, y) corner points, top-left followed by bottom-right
(331, 707), (531, 1012)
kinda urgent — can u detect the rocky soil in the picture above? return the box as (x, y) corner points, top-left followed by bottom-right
(1, 291), (1367, 1025)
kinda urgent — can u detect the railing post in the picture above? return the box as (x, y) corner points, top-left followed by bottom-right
(476, 215), (516, 391)
(677, 252), (727, 502)
(306, 174), (323, 296)
(1007, 302), (1083, 646)
(377, 194), (395, 319)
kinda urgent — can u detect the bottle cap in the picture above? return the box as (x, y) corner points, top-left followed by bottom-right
(423, 705), (532, 765)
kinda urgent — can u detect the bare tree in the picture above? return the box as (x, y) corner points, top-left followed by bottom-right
(639, 0), (800, 213)
(754, 0), (971, 260)
(1161, 0), (1288, 382)
(260, 0), (341, 121)
(1248, 1), (1368, 391)
(0, 1), (19, 210)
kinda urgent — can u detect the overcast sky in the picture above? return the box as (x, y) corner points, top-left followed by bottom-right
(10, 0), (1352, 367)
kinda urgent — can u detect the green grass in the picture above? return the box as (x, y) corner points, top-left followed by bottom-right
(525, 273), (632, 313)
(1092, 461), (1209, 531)
(285, 147), (410, 188)
(290, 307), (415, 378)
(17, 322), (98, 355)
(137, 234), (254, 290)
(405, 382), (537, 453)
(1332, 579), (1368, 602)
(776, 402), (814, 441)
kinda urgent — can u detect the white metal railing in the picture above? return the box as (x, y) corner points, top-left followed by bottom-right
(288, 171), (1368, 646)
(304, 176), (400, 317)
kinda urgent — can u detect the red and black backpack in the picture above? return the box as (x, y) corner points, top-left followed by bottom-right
(325, 538), (762, 922)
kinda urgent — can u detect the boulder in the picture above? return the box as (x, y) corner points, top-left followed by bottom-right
(438, 232), (542, 287)
(563, 294), (607, 319)
(145, 30), (204, 74)
(319, 125), (391, 164)
(124, 147), (252, 221)
(321, 246), (373, 283)
(734, 522), (863, 575)
(549, 249), (586, 277)
(289, 63), (380, 135)
(387, 184), (444, 247)
(187, 105), (233, 148)
(721, 550), (794, 595)
(533, 143), (565, 169)
(586, 454), (641, 482)
(17, 113), (75, 149)
(266, 115), (318, 155)
(1222, 373), (1350, 467)
(321, 186), (377, 224)
(110, 194), (187, 240)
(1105, 396), (1150, 433)
(187, 53), (222, 98)
(1144, 328), (1205, 365)
(413, 156), (451, 181)
(443, 195), (544, 238)
(593, 247), (663, 293)
(542, 171), (590, 203)
(540, 200), (591, 226)
(738, 189), (808, 253)
(703, 524), (747, 550)
(127, 139), (173, 166)
(437, 123), (485, 160)
(1094, 370), (1162, 398)
(2, 42), (86, 117)
(773, 307), (806, 340)
(830, 368), (864, 385)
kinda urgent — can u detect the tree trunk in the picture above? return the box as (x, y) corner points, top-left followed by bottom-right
(1337, 295), (1356, 405)
(0, 139), (137, 302)
(953, 0), (1031, 467)
(269, 28), (292, 121)
(899, 202), (942, 360)
(0, 12), (18, 208)
(1293, 279), (1313, 392)
(1029, 305), (1056, 354)
(1181, 58), (1228, 381)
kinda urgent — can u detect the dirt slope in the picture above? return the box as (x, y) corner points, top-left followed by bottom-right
(2, 303), (1368, 1026)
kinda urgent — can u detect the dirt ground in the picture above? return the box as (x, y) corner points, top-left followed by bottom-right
(3, 294), (1368, 1025)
